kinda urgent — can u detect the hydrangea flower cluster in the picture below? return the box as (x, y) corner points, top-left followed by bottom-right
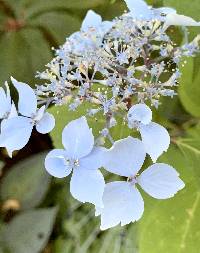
(0, 0), (199, 230)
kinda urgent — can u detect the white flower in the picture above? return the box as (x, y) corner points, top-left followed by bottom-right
(124, 0), (176, 21)
(45, 116), (105, 207)
(0, 77), (55, 157)
(163, 13), (200, 30)
(128, 103), (170, 162)
(0, 82), (17, 121)
(96, 137), (185, 230)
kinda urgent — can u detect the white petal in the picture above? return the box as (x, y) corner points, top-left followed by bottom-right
(34, 105), (46, 121)
(62, 117), (94, 159)
(11, 77), (37, 117)
(45, 149), (71, 178)
(155, 7), (176, 16)
(138, 163), (185, 199)
(103, 136), (146, 177)
(36, 112), (55, 134)
(100, 181), (144, 230)
(80, 147), (106, 170)
(124, 0), (152, 20)
(70, 167), (105, 207)
(81, 10), (102, 31)
(0, 116), (33, 157)
(164, 13), (200, 30)
(139, 122), (170, 162)
(128, 103), (152, 125)
(8, 103), (18, 119)
(0, 88), (10, 118)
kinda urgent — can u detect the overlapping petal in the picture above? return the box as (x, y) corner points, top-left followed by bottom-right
(62, 116), (94, 159)
(70, 167), (105, 207)
(45, 149), (71, 178)
(103, 136), (146, 177)
(80, 147), (106, 170)
(99, 181), (144, 230)
(81, 10), (102, 31)
(138, 163), (185, 199)
(139, 122), (170, 162)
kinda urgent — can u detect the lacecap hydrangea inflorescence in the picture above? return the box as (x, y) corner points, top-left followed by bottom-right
(0, 0), (199, 230)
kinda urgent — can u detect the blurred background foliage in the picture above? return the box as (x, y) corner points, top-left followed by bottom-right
(0, 0), (200, 252)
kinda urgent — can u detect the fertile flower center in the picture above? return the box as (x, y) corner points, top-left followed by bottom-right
(127, 175), (138, 185)
(65, 158), (80, 169)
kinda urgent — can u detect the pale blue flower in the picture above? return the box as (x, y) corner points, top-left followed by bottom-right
(128, 103), (170, 162)
(0, 77), (55, 157)
(97, 137), (185, 230)
(45, 116), (105, 207)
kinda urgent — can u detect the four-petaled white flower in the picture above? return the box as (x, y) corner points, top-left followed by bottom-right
(0, 77), (55, 157)
(96, 137), (185, 230)
(45, 116), (105, 207)
(128, 103), (170, 162)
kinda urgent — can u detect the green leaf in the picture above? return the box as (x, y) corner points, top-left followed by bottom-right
(0, 28), (52, 86)
(178, 56), (200, 117)
(139, 126), (200, 252)
(1, 207), (57, 253)
(28, 12), (81, 44)
(0, 152), (50, 210)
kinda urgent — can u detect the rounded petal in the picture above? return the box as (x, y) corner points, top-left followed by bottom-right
(45, 149), (71, 178)
(128, 104), (152, 125)
(81, 10), (102, 31)
(103, 136), (146, 177)
(100, 181), (144, 230)
(62, 117), (94, 159)
(70, 167), (105, 207)
(138, 163), (185, 199)
(36, 112), (55, 134)
(80, 147), (106, 170)
(139, 122), (170, 163)
(0, 116), (33, 157)
(11, 77), (37, 117)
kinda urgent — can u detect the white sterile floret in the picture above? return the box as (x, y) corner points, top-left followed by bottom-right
(0, 77), (55, 156)
(45, 116), (105, 207)
(128, 104), (170, 162)
(97, 137), (185, 230)
(124, 0), (176, 21)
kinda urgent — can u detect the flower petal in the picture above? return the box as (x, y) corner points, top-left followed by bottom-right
(62, 117), (94, 159)
(139, 122), (170, 162)
(138, 163), (185, 199)
(124, 0), (151, 20)
(36, 112), (55, 134)
(80, 147), (106, 170)
(164, 13), (200, 30)
(45, 149), (71, 178)
(103, 136), (146, 177)
(99, 181), (144, 230)
(81, 10), (102, 31)
(128, 103), (152, 126)
(8, 103), (18, 119)
(11, 77), (37, 117)
(70, 167), (105, 207)
(0, 116), (33, 157)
